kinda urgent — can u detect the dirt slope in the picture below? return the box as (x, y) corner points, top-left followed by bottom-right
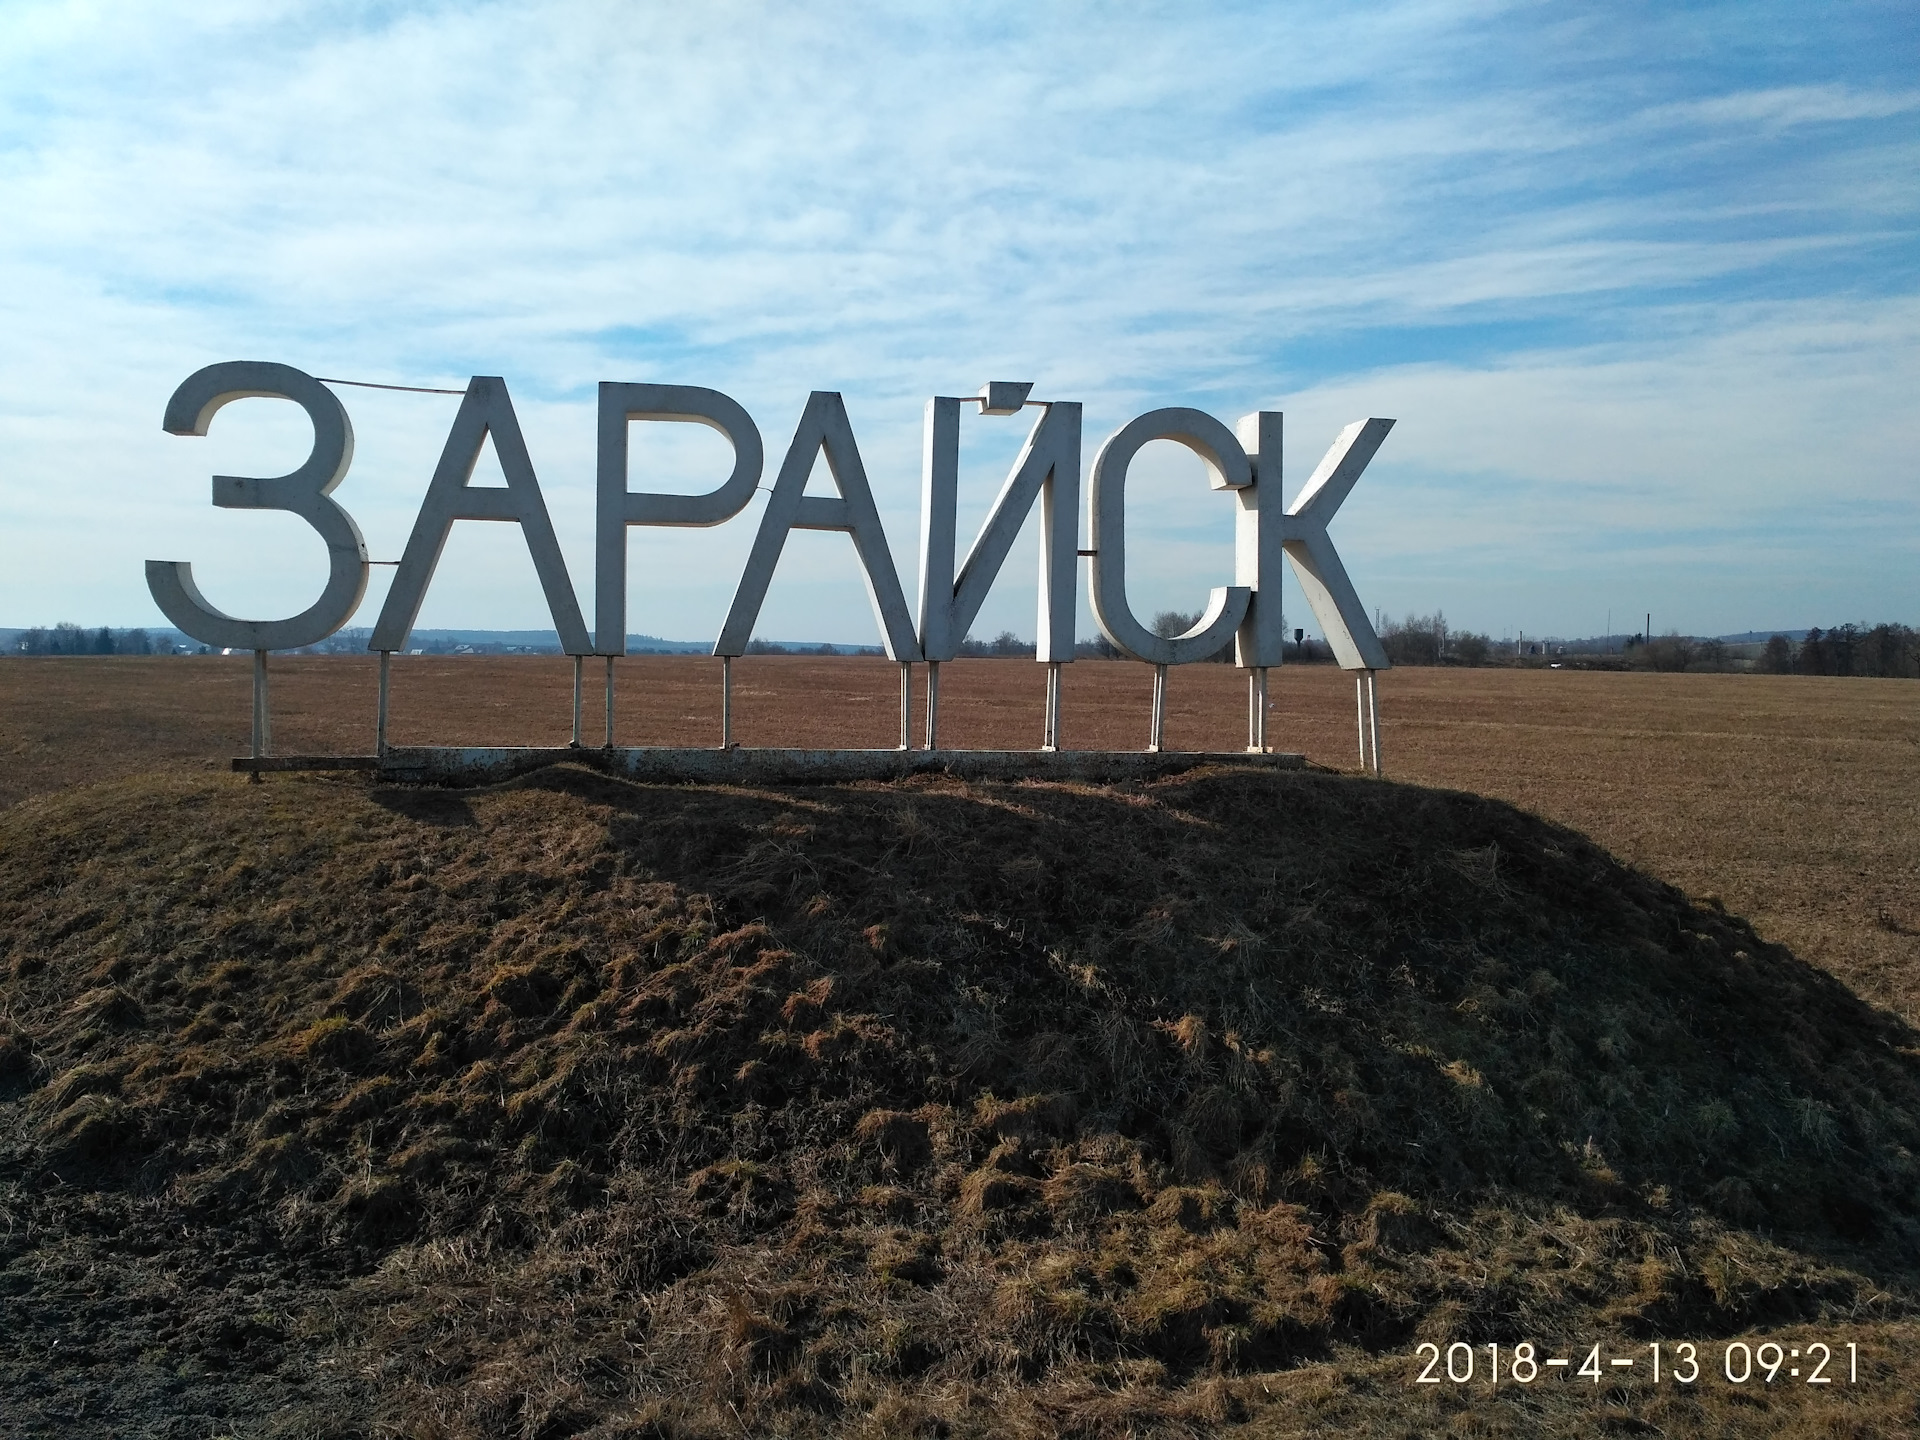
(2, 765), (1918, 1438)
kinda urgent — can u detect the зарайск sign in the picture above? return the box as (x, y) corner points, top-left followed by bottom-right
(145, 363), (1394, 675)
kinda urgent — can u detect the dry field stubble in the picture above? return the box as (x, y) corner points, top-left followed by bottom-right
(4, 654), (1914, 1021)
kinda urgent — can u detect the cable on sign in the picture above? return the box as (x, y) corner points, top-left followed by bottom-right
(316, 377), (466, 395)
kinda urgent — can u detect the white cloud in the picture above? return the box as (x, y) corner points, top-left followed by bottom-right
(1639, 84), (1920, 134)
(1279, 295), (1920, 634)
(0, 0), (1914, 645)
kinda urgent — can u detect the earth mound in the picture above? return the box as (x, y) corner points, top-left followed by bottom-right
(2, 765), (1918, 1437)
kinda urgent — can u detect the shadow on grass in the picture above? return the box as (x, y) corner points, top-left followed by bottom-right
(369, 786), (478, 827)
(3, 760), (1919, 1438)
(499, 761), (1920, 1289)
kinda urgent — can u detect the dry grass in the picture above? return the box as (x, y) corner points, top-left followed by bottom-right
(3, 755), (1920, 1436)
(1, 655), (1917, 1436)
(5, 654), (1915, 1022)
(1373, 668), (1920, 1030)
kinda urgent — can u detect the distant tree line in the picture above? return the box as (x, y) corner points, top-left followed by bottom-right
(9, 625), (372, 656)
(13, 624), (163, 655)
(743, 640), (885, 657)
(1756, 624), (1918, 679)
(1599, 623), (1916, 676)
(17, 617), (1910, 676)
(959, 631), (1038, 658)
(1378, 611), (1494, 666)
(1624, 632), (1707, 672)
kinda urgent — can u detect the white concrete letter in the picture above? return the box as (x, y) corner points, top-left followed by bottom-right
(1087, 408), (1252, 665)
(1266, 417), (1394, 671)
(146, 361), (369, 651)
(370, 376), (592, 654)
(917, 393), (1081, 663)
(594, 383), (763, 654)
(1232, 411), (1286, 668)
(714, 392), (921, 661)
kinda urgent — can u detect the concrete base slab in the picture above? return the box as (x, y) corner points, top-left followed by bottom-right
(232, 755), (380, 773)
(233, 746), (1306, 786)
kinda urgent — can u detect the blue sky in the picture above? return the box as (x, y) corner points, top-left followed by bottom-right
(1, 0), (1915, 647)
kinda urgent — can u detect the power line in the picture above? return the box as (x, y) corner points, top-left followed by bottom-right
(316, 377), (466, 395)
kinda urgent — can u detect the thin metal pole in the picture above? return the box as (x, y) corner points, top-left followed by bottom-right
(571, 655), (583, 747)
(1148, 664), (1167, 752)
(1356, 673), (1368, 770)
(924, 660), (941, 750)
(251, 649), (271, 768)
(1367, 670), (1382, 775)
(898, 662), (912, 750)
(376, 651), (391, 756)
(604, 656), (615, 748)
(1042, 661), (1061, 751)
(722, 656), (733, 748)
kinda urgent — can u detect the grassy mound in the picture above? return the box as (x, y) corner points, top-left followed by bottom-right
(3, 765), (1919, 1438)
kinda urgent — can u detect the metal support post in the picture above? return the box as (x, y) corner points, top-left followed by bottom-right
(1355, 670), (1383, 774)
(376, 651), (391, 756)
(1042, 661), (1062, 751)
(1247, 667), (1268, 752)
(1367, 669), (1382, 775)
(604, 656), (615, 748)
(1356, 673), (1367, 770)
(250, 649), (271, 772)
(924, 660), (941, 750)
(898, 662), (911, 750)
(1147, 663), (1167, 752)
(571, 655), (583, 748)
(722, 656), (733, 749)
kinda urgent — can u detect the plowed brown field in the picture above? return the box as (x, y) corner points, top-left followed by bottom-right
(3, 654), (1916, 1023)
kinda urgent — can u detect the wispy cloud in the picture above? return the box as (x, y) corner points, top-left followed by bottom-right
(1638, 84), (1920, 134)
(0, 0), (1914, 644)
